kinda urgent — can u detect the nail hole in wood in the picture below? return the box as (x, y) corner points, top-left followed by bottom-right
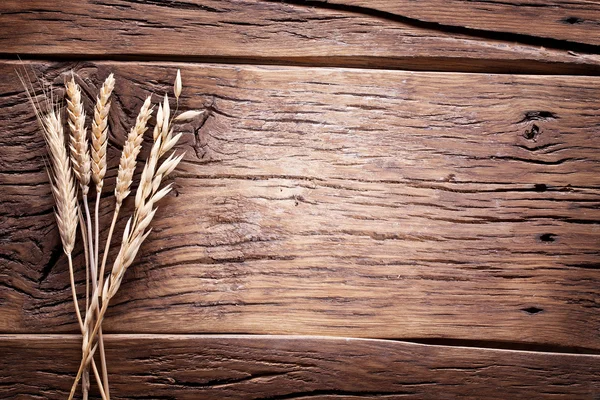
(538, 233), (557, 243)
(563, 16), (584, 24)
(521, 307), (544, 315)
(533, 183), (547, 192)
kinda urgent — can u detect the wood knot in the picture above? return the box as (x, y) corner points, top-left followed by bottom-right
(523, 124), (540, 141)
(519, 111), (558, 141)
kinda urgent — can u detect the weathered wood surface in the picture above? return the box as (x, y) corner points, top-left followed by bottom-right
(1, 334), (599, 399)
(1, 0), (600, 74)
(315, 0), (600, 45)
(1, 61), (599, 350)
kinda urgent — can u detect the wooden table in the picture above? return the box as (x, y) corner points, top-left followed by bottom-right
(1, 1), (599, 398)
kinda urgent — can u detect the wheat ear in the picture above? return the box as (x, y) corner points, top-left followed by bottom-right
(91, 73), (114, 193)
(89, 73), (115, 399)
(66, 76), (91, 195)
(92, 74), (115, 277)
(65, 75), (99, 400)
(66, 76), (95, 278)
(98, 95), (153, 292)
(40, 110), (83, 324)
(70, 93), (184, 400)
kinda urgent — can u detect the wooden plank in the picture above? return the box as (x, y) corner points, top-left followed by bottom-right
(1, 61), (600, 349)
(317, 0), (600, 46)
(1, 0), (600, 74)
(1, 334), (599, 399)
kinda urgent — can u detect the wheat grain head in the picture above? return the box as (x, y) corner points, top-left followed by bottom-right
(43, 109), (80, 255)
(66, 76), (91, 196)
(91, 73), (115, 192)
(115, 96), (153, 205)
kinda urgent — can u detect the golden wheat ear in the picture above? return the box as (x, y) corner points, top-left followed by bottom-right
(65, 75), (91, 196)
(17, 70), (79, 256)
(115, 95), (154, 205)
(91, 73), (115, 193)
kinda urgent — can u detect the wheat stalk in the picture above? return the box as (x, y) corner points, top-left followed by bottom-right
(89, 73), (116, 398)
(65, 76), (99, 400)
(18, 71), (106, 400)
(69, 73), (186, 399)
(41, 110), (83, 329)
(23, 68), (191, 400)
(70, 134), (183, 400)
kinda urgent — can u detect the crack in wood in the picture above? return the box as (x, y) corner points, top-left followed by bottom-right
(262, 0), (600, 54)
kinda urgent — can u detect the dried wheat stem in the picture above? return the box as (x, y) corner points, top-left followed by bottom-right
(91, 361), (108, 400)
(78, 207), (90, 314)
(81, 196), (97, 398)
(82, 198), (96, 282)
(66, 76), (108, 399)
(90, 74), (114, 398)
(75, 214), (92, 399)
(95, 192), (110, 399)
(85, 95), (152, 400)
(71, 127), (183, 400)
(99, 204), (120, 290)
(33, 104), (98, 400)
(94, 195), (101, 289)
(70, 73), (186, 400)
(66, 253), (84, 330)
(70, 297), (109, 400)
(71, 147), (183, 400)
(82, 193), (110, 399)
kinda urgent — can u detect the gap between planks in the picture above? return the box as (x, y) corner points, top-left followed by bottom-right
(5, 54), (600, 76)
(2, 334), (599, 357)
(4, 0), (600, 75)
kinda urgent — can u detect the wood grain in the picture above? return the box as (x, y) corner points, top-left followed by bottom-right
(1, 61), (599, 350)
(312, 0), (600, 46)
(1, 0), (600, 74)
(1, 334), (599, 399)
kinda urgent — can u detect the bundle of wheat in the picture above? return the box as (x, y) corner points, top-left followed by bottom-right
(20, 69), (197, 400)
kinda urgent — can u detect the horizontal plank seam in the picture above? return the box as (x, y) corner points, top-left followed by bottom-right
(4, 56), (600, 77)
(4, 54), (600, 76)
(1, 334), (599, 357)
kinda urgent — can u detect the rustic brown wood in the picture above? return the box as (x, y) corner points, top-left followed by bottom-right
(1, 334), (599, 399)
(313, 0), (600, 46)
(1, 0), (600, 74)
(1, 61), (599, 350)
